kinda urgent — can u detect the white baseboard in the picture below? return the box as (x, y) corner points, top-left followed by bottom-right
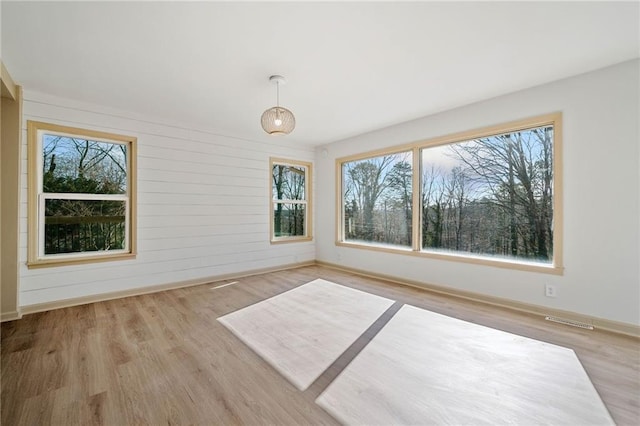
(18, 261), (315, 317)
(316, 261), (640, 339)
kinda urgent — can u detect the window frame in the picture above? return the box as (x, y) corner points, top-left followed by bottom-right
(27, 120), (137, 268)
(270, 157), (313, 244)
(336, 113), (563, 275)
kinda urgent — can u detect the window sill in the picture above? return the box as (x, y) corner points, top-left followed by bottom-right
(336, 241), (563, 275)
(270, 236), (313, 245)
(27, 252), (136, 269)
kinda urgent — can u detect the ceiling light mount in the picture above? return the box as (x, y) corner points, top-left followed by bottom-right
(269, 75), (287, 86)
(261, 75), (295, 136)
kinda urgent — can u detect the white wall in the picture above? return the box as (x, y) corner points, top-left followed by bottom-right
(18, 91), (315, 307)
(315, 60), (640, 326)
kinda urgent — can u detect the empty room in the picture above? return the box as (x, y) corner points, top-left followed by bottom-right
(1, 1), (639, 425)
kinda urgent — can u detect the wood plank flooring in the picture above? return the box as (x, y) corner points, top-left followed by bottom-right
(2, 265), (639, 425)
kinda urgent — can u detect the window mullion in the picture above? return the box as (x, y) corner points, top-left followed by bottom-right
(412, 146), (421, 252)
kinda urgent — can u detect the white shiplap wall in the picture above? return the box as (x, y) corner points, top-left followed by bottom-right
(18, 90), (315, 307)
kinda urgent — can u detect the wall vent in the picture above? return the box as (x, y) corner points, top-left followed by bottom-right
(545, 315), (594, 330)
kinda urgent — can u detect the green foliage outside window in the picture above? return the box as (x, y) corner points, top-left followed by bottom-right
(43, 135), (128, 254)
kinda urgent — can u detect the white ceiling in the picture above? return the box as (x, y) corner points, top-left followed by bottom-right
(2, 1), (638, 146)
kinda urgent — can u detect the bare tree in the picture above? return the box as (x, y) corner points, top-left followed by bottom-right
(449, 126), (554, 260)
(387, 160), (412, 245)
(444, 166), (472, 250)
(272, 164), (306, 237)
(272, 165), (285, 236)
(421, 164), (441, 248)
(344, 156), (395, 241)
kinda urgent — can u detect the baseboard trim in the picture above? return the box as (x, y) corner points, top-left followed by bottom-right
(19, 261), (315, 317)
(1, 310), (22, 322)
(315, 260), (640, 339)
(12, 259), (640, 338)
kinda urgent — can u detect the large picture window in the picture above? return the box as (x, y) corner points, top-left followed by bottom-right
(270, 158), (312, 243)
(342, 151), (413, 248)
(421, 125), (554, 262)
(337, 113), (562, 274)
(27, 121), (137, 267)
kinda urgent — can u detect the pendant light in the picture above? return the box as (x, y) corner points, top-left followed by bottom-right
(261, 75), (295, 135)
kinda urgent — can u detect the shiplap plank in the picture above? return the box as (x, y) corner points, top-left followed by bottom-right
(139, 141), (267, 164)
(137, 214), (267, 229)
(141, 178), (264, 193)
(138, 224), (266, 239)
(23, 100), (192, 140)
(138, 146), (264, 169)
(138, 187), (266, 202)
(137, 167), (264, 185)
(138, 234), (266, 251)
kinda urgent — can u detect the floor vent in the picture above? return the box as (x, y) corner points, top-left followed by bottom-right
(545, 315), (594, 330)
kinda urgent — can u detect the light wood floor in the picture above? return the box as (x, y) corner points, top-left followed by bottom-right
(2, 265), (639, 425)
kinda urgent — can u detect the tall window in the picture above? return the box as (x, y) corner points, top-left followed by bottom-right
(27, 121), (137, 267)
(270, 158), (312, 242)
(337, 113), (562, 274)
(342, 151), (413, 248)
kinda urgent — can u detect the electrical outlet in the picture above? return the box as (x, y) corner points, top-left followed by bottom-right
(545, 283), (557, 298)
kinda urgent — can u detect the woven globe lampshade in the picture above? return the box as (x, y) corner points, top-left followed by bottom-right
(261, 75), (295, 135)
(261, 106), (295, 135)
